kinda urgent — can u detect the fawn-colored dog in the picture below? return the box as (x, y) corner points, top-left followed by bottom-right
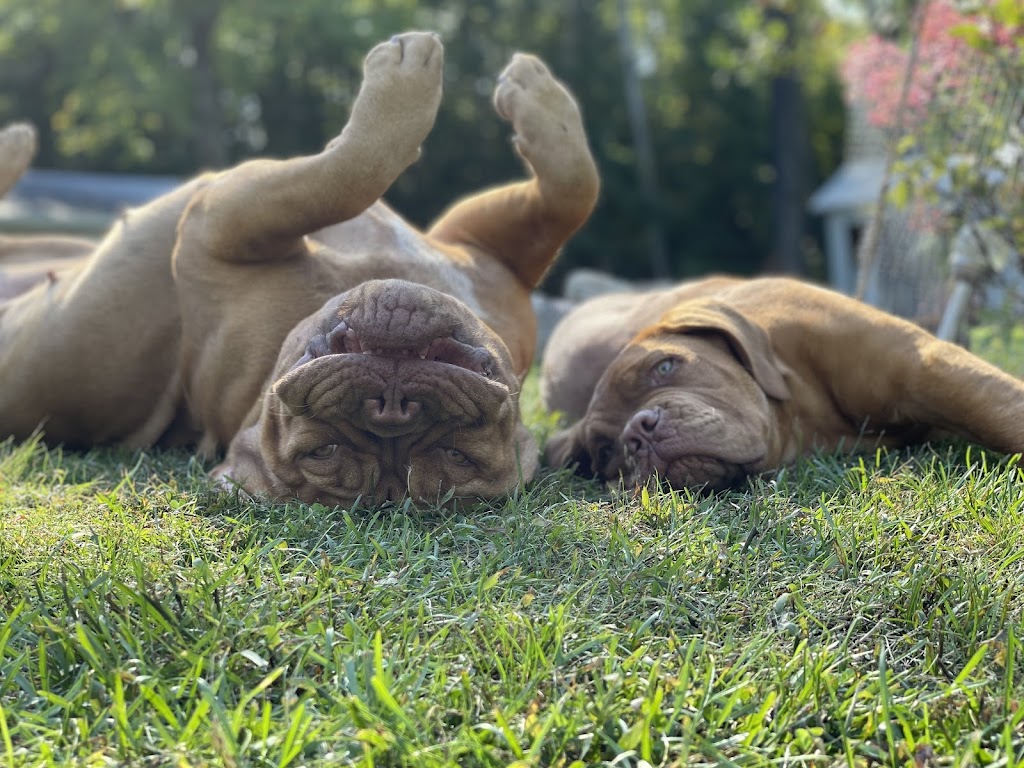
(0, 33), (598, 506)
(543, 276), (1024, 489)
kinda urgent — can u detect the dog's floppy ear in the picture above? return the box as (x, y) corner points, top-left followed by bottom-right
(652, 300), (792, 401)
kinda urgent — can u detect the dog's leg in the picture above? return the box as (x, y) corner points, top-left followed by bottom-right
(177, 32), (443, 264)
(898, 336), (1024, 455)
(0, 235), (94, 266)
(428, 54), (599, 289)
(0, 246), (90, 302)
(0, 123), (36, 199)
(830, 319), (1024, 456)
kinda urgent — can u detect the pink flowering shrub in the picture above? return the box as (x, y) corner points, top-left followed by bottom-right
(840, 1), (1016, 132)
(840, 1), (1023, 253)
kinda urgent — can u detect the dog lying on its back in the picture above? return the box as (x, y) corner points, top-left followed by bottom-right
(0, 32), (599, 506)
(542, 276), (1024, 490)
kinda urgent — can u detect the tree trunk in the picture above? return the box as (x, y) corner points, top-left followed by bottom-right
(765, 7), (808, 275)
(616, 0), (671, 278)
(189, 4), (227, 169)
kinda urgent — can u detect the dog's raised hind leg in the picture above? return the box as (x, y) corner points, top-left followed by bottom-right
(0, 123), (36, 200)
(177, 32), (444, 265)
(428, 54), (599, 288)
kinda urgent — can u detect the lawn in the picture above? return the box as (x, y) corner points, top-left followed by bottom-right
(1, 352), (1024, 766)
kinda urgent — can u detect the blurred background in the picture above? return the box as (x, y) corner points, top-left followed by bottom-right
(0, 0), (1019, 315)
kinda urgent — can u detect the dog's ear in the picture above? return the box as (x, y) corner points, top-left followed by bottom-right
(544, 421), (592, 475)
(653, 300), (792, 401)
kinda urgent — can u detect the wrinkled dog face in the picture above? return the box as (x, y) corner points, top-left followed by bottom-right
(546, 330), (788, 491)
(219, 279), (537, 506)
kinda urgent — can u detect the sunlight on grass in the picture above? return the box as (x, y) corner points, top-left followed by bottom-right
(971, 321), (1024, 378)
(2, 370), (1024, 765)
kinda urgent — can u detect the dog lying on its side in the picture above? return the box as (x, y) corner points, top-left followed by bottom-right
(542, 276), (1024, 490)
(0, 32), (599, 506)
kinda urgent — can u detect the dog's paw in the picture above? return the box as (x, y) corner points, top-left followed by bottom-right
(0, 122), (37, 198)
(0, 122), (36, 163)
(493, 54), (587, 169)
(340, 32), (444, 164)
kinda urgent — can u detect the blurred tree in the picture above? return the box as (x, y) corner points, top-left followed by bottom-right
(616, 0), (671, 278)
(0, 0), (847, 284)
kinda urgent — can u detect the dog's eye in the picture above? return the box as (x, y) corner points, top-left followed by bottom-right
(445, 448), (473, 467)
(654, 357), (676, 376)
(309, 444), (338, 459)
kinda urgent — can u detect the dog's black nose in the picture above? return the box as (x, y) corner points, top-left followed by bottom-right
(623, 408), (661, 455)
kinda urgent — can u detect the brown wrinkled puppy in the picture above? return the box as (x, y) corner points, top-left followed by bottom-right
(542, 276), (1024, 490)
(0, 33), (599, 506)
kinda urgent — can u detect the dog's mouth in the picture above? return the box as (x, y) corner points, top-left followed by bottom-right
(620, 445), (736, 490)
(589, 412), (766, 491)
(268, 279), (521, 440)
(295, 319), (496, 379)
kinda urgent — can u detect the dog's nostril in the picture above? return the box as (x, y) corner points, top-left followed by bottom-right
(626, 436), (644, 454)
(637, 409), (660, 433)
(363, 395), (420, 425)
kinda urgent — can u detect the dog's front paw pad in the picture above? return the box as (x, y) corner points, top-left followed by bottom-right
(365, 31), (442, 73)
(334, 33), (444, 166)
(360, 32), (440, 116)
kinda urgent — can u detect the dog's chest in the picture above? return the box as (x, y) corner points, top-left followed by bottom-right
(312, 203), (483, 315)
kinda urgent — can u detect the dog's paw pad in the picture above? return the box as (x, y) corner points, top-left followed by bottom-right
(493, 54), (585, 165)
(362, 32), (443, 97)
(341, 32), (444, 162)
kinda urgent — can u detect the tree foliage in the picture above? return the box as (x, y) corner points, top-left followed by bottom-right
(0, 0), (848, 284)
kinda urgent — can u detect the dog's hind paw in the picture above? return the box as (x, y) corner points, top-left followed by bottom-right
(0, 122), (37, 199)
(493, 54), (591, 183)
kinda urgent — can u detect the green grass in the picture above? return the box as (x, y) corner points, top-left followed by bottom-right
(2, 371), (1024, 766)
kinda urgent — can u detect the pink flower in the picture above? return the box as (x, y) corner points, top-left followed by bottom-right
(839, 0), (1014, 132)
